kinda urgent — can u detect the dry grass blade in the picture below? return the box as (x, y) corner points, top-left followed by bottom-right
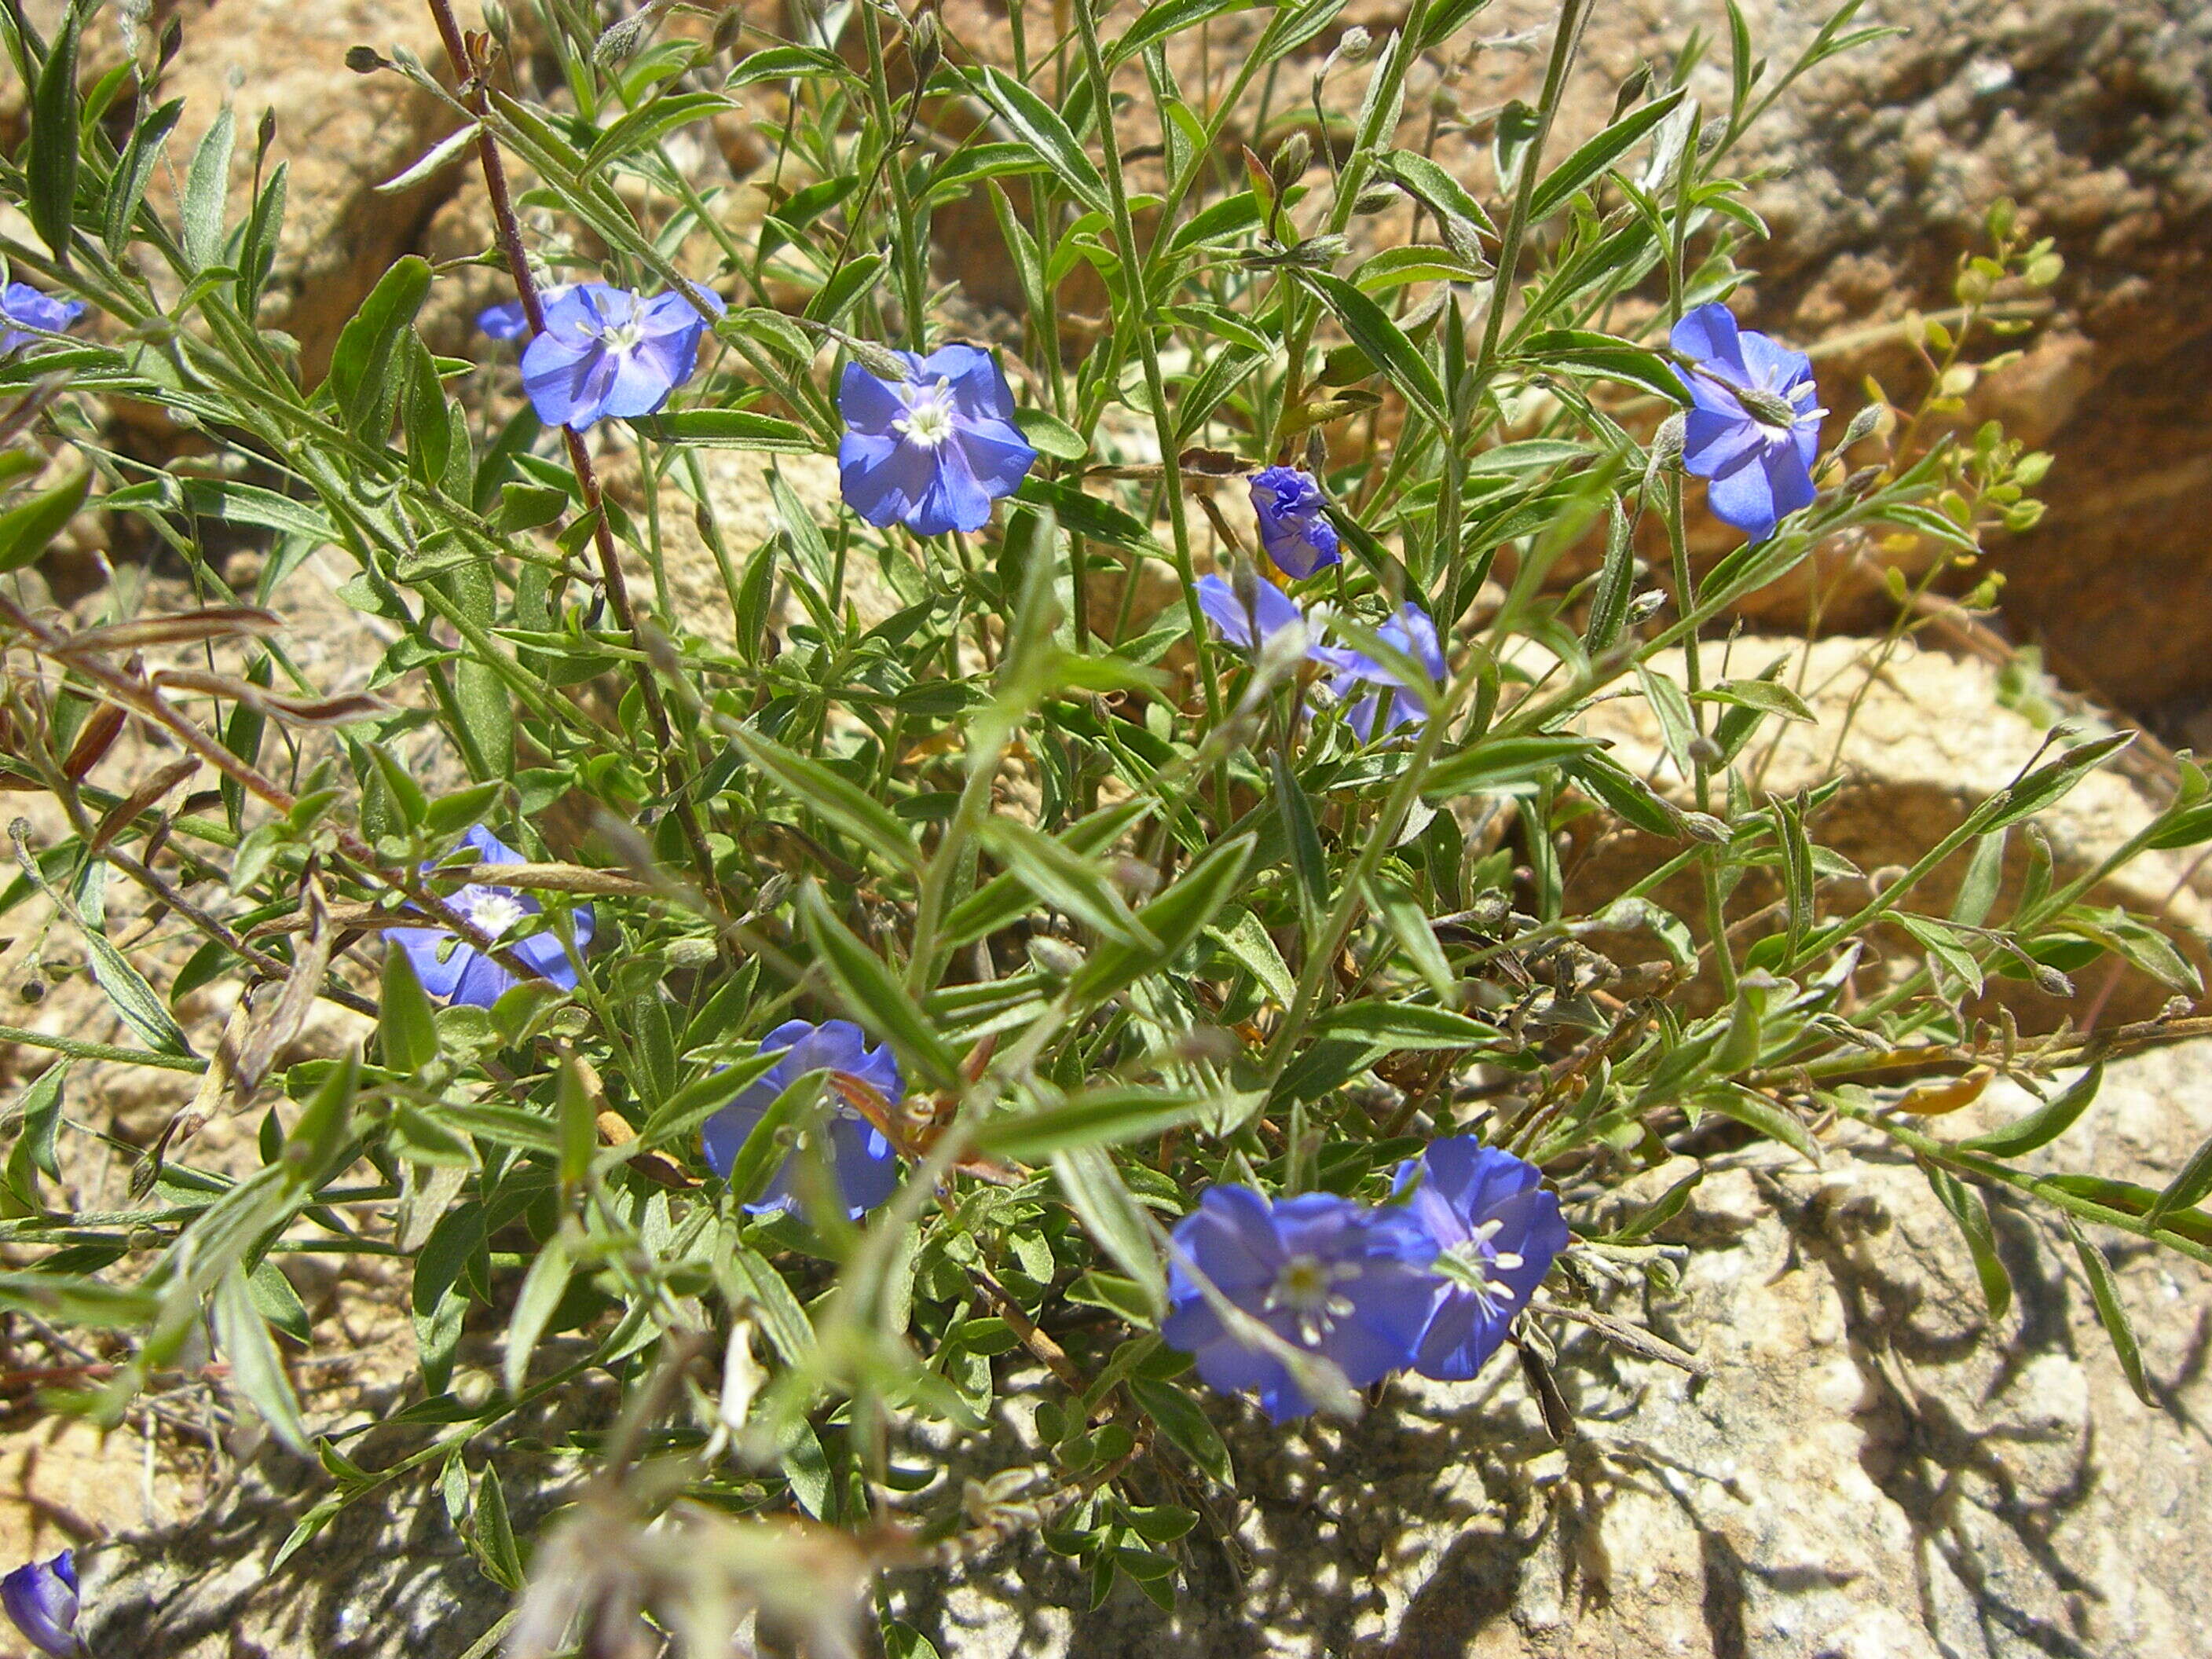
(56, 607), (284, 656)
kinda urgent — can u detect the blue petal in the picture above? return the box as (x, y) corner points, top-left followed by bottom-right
(388, 928), (471, 1001)
(925, 342), (1019, 423)
(1166, 1185), (1284, 1298)
(478, 299), (530, 340)
(906, 439), (996, 537)
(828, 1114), (900, 1217)
(839, 362), (906, 434)
(1737, 328), (1810, 392)
(950, 418), (1038, 501)
(1671, 302), (1749, 379)
(1760, 444), (1817, 522)
(1680, 407), (1764, 479)
(510, 926), (582, 991)
(452, 953), (515, 1009)
(463, 825), (523, 864)
(599, 346), (680, 420)
(840, 430), (939, 529)
(521, 334), (614, 429)
(701, 1086), (772, 1180)
(1703, 445), (1782, 540)
(1413, 1288), (1511, 1381)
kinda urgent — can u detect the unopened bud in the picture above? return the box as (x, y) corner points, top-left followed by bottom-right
(2032, 964), (2075, 998)
(1353, 185), (1401, 215)
(666, 936), (718, 970)
(848, 337), (911, 381)
(712, 5), (745, 54)
(752, 873), (793, 914)
(159, 16), (184, 69)
(1270, 131), (1313, 191)
(1337, 25), (1372, 60)
(345, 44), (386, 74)
(1679, 811), (1730, 844)
(1842, 465), (1883, 497)
(908, 9), (942, 80)
(1625, 589), (1667, 624)
(1841, 401), (1886, 448)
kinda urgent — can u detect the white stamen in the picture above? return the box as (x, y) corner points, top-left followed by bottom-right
(462, 889), (527, 939)
(892, 378), (957, 449)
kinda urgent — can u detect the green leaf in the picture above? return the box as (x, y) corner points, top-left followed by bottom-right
(1949, 829), (2007, 928)
(1960, 1063), (2102, 1158)
(379, 942), (440, 1074)
(636, 1047), (783, 1152)
(716, 1065), (829, 1208)
(181, 104), (236, 273)
(1375, 150), (1497, 237)
(213, 1263), (310, 1453)
(1697, 1082), (1822, 1166)
(2, 1062), (68, 1217)
(1308, 1002), (1499, 1051)
(1070, 834), (1255, 1006)
(1518, 329), (1690, 404)
(1014, 406), (1087, 462)
(1981, 731), (2134, 831)
(502, 1232), (573, 1395)
(26, 3), (82, 260)
(0, 469), (90, 573)
(1528, 89), (1686, 222)
(2064, 1215), (2152, 1405)
(969, 65), (1110, 214)
(178, 478), (339, 543)
(1300, 270), (1447, 425)
(797, 884), (961, 1092)
(1208, 908), (1296, 1009)
(976, 816), (1156, 949)
(734, 727), (921, 874)
(1051, 1145), (1166, 1319)
(1367, 876), (1455, 998)
(104, 95), (184, 257)
(1422, 734), (1601, 799)
(630, 408), (817, 452)
(980, 1085), (1214, 1163)
(1924, 1163), (2012, 1324)
(1129, 1375), (1230, 1484)
(1271, 751), (1328, 922)
(1692, 677), (1815, 723)
(327, 256), (432, 435)
(79, 917), (193, 1057)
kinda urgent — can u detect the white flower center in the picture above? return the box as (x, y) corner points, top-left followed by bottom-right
(893, 378), (958, 449)
(600, 318), (646, 353)
(462, 889), (527, 939)
(1436, 1217), (1524, 1314)
(1265, 1252), (1360, 1342)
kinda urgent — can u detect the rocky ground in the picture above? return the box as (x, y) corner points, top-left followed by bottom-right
(3, 0), (2210, 1655)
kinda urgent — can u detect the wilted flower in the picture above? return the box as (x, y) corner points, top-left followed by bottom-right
(1195, 572), (1305, 652)
(1162, 1185), (1440, 1422)
(0, 284), (85, 354)
(385, 826), (595, 1009)
(518, 282), (724, 430)
(1671, 300), (1826, 542)
(1325, 603), (1445, 741)
(1394, 1137), (1569, 1381)
(1248, 465), (1342, 579)
(2, 1551), (86, 1658)
(477, 282), (575, 342)
(837, 343), (1037, 537)
(701, 1020), (903, 1218)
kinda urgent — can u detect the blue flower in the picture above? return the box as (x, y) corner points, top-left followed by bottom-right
(1393, 1137), (1569, 1382)
(384, 826), (596, 1009)
(478, 283), (576, 342)
(2, 1551), (85, 1659)
(1162, 1185), (1441, 1422)
(1248, 466), (1341, 580)
(1670, 301), (1826, 542)
(701, 1020), (903, 1218)
(1194, 572), (1305, 652)
(519, 282), (724, 430)
(0, 284), (85, 355)
(838, 343), (1037, 537)
(1324, 603), (1445, 741)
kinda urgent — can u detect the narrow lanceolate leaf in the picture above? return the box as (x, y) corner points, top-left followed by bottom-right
(1070, 834), (1255, 1007)
(1050, 1145), (1165, 1319)
(797, 884), (961, 1092)
(104, 95), (185, 256)
(1309, 1001), (1498, 1052)
(980, 1085), (1214, 1163)
(1923, 1162), (2012, 1324)
(1299, 270), (1448, 426)
(181, 104), (236, 273)
(968, 66), (1110, 214)
(976, 816), (1157, 950)
(327, 255), (432, 434)
(1697, 1082), (1822, 1167)
(212, 1263), (310, 1453)
(1960, 1063), (2103, 1158)
(733, 726), (921, 874)
(379, 943), (439, 1075)
(1527, 89), (1687, 222)
(0, 470), (91, 573)
(502, 1232), (573, 1395)
(2064, 1216), (2153, 1405)
(1981, 731), (2135, 831)
(27, 3), (82, 259)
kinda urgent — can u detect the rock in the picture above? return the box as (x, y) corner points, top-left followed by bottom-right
(1569, 633), (2209, 1025)
(890, 1040), (2212, 1658)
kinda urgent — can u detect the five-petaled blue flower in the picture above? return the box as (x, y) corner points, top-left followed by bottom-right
(1394, 1137), (1569, 1381)
(838, 343), (1037, 537)
(519, 282), (724, 430)
(1195, 571), (1305, 652)
(385, 826), (596, 1009)
(478, 283), (575, 343)
(1248, 465), (1341, 580)
(1325, 603), (1445, 741)
(701, 1020), (903, 1218)
(1162, 1185), (1441, 1422)
(1671, 301), (1826, 543)
(2, 1550), (86, 1659)
(0, 284), (84, 355)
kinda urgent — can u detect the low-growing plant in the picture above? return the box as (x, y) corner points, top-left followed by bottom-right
(0, 0), (2203, 1651)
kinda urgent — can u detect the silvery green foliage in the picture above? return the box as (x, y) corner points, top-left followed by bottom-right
(0, 0), (2197, 1650)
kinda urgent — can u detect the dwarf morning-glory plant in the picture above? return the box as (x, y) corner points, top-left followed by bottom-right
(1248, 465), (1342, 579)
(701, 1020), (904, 1218)
(1325, 604), (1446, 741)
(1162, 1186), (1441, 1422)
(1671, 300), (1826, 542)
(1394, 1139), (1569, 1382)
(518, 282), (724, 430)
(385, 826), (595, 1009)
(838, 343), (1037, 537)
(1195, 571), (1305, 653)
(0, 284), (83, 354)
(2, 1551), (85, 1659)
